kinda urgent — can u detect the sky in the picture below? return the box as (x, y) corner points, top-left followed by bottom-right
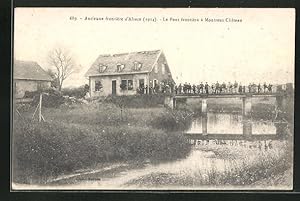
(14, 8), (295, 87)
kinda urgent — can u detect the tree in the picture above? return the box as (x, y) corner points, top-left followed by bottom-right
(46, 69), (59, 89)
(48, 47), (76, 91)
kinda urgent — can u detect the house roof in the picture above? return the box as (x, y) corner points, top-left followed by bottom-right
(14, 60), (52, 81)
(85, 49), (163, 77)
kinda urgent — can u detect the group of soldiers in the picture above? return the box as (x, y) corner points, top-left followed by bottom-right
(174, 82), (274, 95)
(137, 83), (172, 95)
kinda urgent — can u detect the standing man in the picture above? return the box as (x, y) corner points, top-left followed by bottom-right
(192, 84), (196, 94)
(200, 82), (204, 94)
(263, 82), (267, 93)
(221, 82), (226, 94)
(258, 83), (261, 93)
(205, 82), (209, 94)
(215, 81), (220, 94)
(174, 84), (178, 95)
(234, 81), (238, 93)
(248, 83), (252, 93)
(178, 83), (182, 94)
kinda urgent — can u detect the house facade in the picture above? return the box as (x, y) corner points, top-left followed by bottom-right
(85, 50), (174, 97)
(14, 60), (52, 98)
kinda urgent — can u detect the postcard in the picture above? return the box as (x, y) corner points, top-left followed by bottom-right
(12, 7), (295, 190)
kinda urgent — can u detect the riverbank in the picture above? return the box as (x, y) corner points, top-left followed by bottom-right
(13, 140), (292, 190)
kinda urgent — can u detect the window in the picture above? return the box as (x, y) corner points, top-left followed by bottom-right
(117, 64), (125, 72)
(99, 65), (107, 73)
(120, 80), (127, 90)
(162, 63), (166, 75)
(128, 80), (133, 90)
(120, 79), (133, 90)
(95, 80), (102, 91)
(138, 63), (142, 69)
(134, 62), (143, 71)
(154, 64), (158, 73)
(97, 63), (107, 73)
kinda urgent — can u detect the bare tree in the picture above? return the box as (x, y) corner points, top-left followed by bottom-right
(48, 47), (76, 91)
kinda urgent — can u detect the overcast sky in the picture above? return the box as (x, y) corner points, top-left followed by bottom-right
(14, 8), (295, 87)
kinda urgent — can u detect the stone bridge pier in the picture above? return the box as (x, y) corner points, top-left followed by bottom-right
(201, 99), (208, 135)
(242, 96), (252, 137)
(164, 96), (176, 109)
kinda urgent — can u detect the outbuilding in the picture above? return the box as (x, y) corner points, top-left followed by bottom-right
(14, 60), (52, 98)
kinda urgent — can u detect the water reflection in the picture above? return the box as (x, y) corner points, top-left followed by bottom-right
(186, 113), (277, 135)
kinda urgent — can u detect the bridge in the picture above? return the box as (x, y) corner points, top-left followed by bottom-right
(164, 91), (289, 141)
(173, 92), (285, 99)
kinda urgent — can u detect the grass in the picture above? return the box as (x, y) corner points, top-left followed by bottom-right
(125, 140), (293, 187)
(12, 102), (192, 184)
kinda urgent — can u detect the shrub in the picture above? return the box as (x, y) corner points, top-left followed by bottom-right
(104, 94), (166, 108)
(151, 109), (193, 131)
(30, 88), (65, 108)
(61, 85), (89, 99)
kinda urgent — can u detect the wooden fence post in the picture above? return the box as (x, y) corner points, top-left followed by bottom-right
(39, 93), (42, 122)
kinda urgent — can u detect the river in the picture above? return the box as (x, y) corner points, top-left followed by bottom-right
(186, 112), (277, 135)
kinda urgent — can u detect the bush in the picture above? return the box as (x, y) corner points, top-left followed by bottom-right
(12, 118), (191, 184)
(151, 109), (193, 131)
(30, 88), (65, 108)
(61, 85), (89, 99)
(104, 94), (166, 108)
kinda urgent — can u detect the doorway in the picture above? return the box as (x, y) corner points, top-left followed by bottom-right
(112, 80), (116, 95)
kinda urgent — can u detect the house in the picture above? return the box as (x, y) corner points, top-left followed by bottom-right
(13, 60), (52, 98)
(85, 50), (174, 97)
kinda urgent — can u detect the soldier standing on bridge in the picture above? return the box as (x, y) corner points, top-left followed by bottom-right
(178, 83), (182, 94)
(215, 81), (220, 94)
(258, 83), (261, 93)
(263, 82), (268, 93)
(188, 83), (192, 94)
(200, 82), (204, 94)
(268, 84), (273, 93)
(238, 84), (243, 93)
(183, 82), (187, 94)
(196, 84), (201, 94)
(174, 84), (178, 95)
(228, 82), (233, 93)
(234, 81), (238, 93)
(192, 84), (196, 94)
(205, 82), (209, 94)
(211, 84), (215, 94)
(248, 83), (252, 93)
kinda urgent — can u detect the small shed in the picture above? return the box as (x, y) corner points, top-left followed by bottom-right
(14, 60), (52, 98)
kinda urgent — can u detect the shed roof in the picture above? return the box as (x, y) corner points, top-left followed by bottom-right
(14, 60), (52, 81)
(85, 49), (163, 77)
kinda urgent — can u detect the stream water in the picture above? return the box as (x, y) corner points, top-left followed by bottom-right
(186, 112), (277, 135)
